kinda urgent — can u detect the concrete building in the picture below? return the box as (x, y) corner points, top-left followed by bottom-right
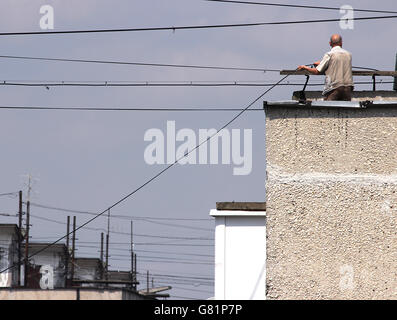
(264, 92), (397, 299)
(26, 243), (68, 289)
(73, 257), (104, 287)
(210, 202), (266, 300)
(0, 224), (22, 288)
(0, 225), (70, 289)
(0, 224), (153, 299)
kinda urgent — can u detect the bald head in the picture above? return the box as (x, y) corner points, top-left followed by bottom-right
(330, 34), (342, 47)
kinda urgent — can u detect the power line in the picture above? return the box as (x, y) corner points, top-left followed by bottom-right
(137, 279), (213, 288)
(136, 275), (214, 286)
(0, 55), (279, 73)
(0, 106), (258, 111)
(137, 268), (214, 280)
(0, 80), (392, 89)
(105, 257), (213, 266)
(0, 82), (392, 111)
(30, 214), (213, 241)
(168, 295), (198, 300)
(136, 276), (213, 287)
(0, 55), (380, 74)
(205, 0), (397, 14)
(0, 70), (291, 275)
(0, 15), (397, 36)
(83, 243), (214, 247)
(26, 239), (214, 247)
(136, 219), (212, 232)
(146, 273), (214, 282)
(1, 80), (300, 87)
(77, 246), (214, 258)
(26, 202), (211, 221)
(0, 191), (19, 197)
(30, 212), (212, 234)
(162, 285), (213, 294)
(77, 251), (213, 265)
(135, 249), (213, 258)
(0, 213), (17, 217)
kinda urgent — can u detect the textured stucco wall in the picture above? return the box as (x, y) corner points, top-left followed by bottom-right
(265, 106), (397, 300)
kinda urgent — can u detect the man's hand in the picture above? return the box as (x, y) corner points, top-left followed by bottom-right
(297, 65), (308, 71)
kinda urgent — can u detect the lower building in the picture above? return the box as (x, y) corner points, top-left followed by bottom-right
(210, 202), (266, 300)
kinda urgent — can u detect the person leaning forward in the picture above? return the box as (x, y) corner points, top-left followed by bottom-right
(298, 34), (354, 101)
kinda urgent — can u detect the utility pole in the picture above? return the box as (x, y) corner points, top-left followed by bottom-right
(24, 201), (30, 288)
(105, 209), (110, 286)
(147, 270), (149, 294)
(17, 190), (22, 287)
(130, 221), (134, 289)
(393, 54), (397, 91)
(105, 233), (109, 286)
(134, 253), (137, 289)
(65, 216), (70, 287)
(100, 232), (104, 280)
(71, 216), (76, 285)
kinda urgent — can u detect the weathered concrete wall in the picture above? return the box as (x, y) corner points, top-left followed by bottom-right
(29, 249), (66, 288)
(265, 105), (397, 300)
(0, 288), (145, 300)
(74, 261), (102, 288)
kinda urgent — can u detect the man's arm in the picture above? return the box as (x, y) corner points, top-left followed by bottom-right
(297, 54), (329, 75)
(297, 64), (320, 75)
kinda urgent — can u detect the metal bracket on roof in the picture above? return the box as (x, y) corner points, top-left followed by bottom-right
(264, 100), (375, 109)
(361, 100), (372, 108)
(297, 75), (310, 103)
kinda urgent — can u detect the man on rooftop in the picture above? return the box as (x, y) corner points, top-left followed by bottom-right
(298, 34), (354, 101)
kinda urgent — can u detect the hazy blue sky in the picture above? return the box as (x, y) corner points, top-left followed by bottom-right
(0, 0), (396, 299)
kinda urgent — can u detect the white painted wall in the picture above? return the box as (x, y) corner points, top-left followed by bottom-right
(210, 210), (266, 300)
(29, 249), (66, 288)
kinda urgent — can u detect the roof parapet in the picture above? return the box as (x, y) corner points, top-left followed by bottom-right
(264, 100), (397, 109)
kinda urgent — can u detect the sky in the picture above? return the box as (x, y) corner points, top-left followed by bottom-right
(0, 0), (396, 300)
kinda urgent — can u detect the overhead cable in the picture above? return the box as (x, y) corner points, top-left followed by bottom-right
(0, 55), (379, 73)
(0, 55), (278, 73)
(26, 201), (211, 221)
(0, 191), (19, 197)
(0, 80), (392, 88)
(30, 214), (212, 241)
(205, 0), (397, 14)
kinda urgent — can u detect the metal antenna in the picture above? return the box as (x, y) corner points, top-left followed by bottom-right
(20, 174), (40, 202)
